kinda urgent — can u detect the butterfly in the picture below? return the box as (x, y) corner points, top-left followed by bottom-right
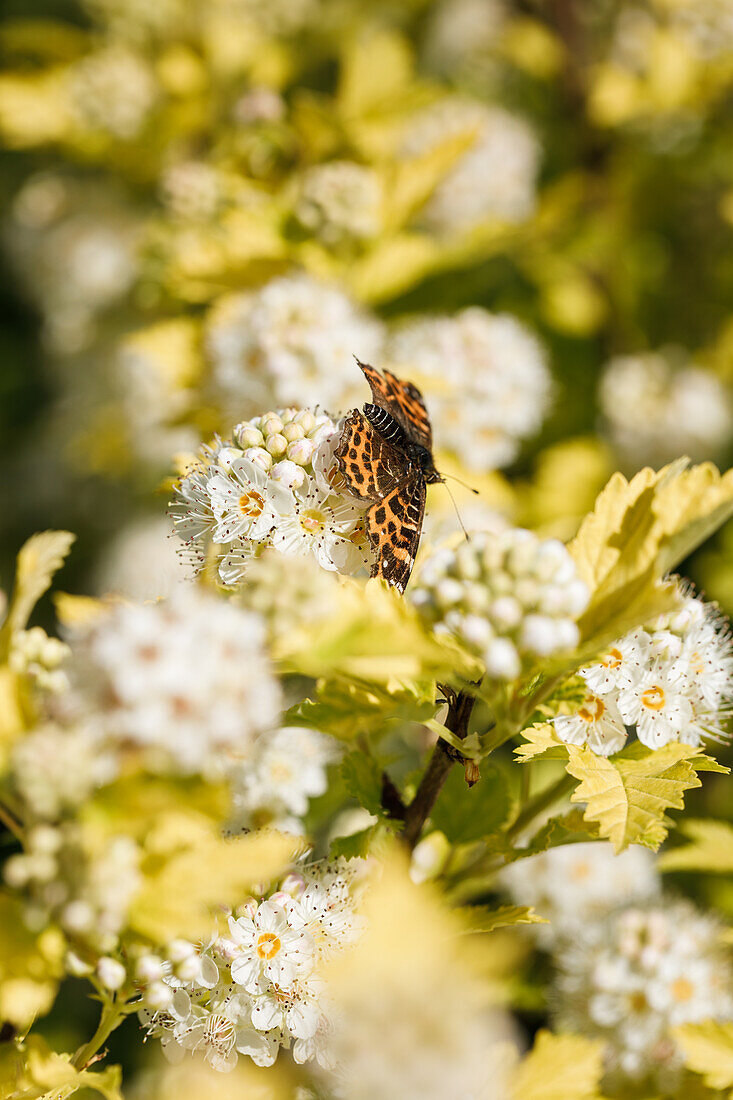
(335, 358), (441, 593)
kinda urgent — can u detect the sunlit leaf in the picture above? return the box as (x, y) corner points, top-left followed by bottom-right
(673, 1020), (733, 1093)
(511, 1030), (604, 1100)
(659, 819), (733, 873)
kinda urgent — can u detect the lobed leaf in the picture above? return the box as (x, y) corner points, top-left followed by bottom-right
(0, 531), (75, 657)
(511, 1030), (605, 1100)
(673, 1020), (733, 1093)
(431, 763), (513, 844)
(566, 742), (716, 854)
(465, 905), (548, 934)
(659, 819), (733, 873)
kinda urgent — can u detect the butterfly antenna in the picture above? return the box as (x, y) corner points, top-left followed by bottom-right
(440, 478), (471, 542)
(441, 471), (480, 495)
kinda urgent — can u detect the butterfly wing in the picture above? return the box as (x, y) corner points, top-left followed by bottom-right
(367, 475), (426, 593)
(335, 409), (408, 502)
(356, 359), (433, 450)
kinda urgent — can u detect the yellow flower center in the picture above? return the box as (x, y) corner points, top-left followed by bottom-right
(670, 977), (694, 1003)
(602, 647), (623, 670)
(256, 932), (282, 960)
(641, 685), (666, 711)
(578, 696), (605, 723)
(239, 490), (264, 518)
(300, 508), (326, 535)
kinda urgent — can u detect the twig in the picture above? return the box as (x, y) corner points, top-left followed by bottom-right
(401, 688), (476, 851)
(380, 770), (406, 821)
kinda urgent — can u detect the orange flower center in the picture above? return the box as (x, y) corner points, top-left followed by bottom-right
(670, 977), (694, 1003)
(578, 696), (605, 723)
(256, 932), (282, 960)
(641, 685), (666, 711)
(239, 490), (264, 518)
(602, 647), (623, 670)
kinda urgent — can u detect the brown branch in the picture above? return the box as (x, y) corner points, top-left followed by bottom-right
(380, 770), (406, 821)
(401, 688), (476, 851)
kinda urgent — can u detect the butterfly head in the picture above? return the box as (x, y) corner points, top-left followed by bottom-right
(407, 440), (443, 484)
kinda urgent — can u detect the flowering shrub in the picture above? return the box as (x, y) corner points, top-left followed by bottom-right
(2, 1), (733, 1098)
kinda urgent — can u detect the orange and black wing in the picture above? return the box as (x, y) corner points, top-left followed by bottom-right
(334, 409), (408, 502)
(356, 359), (432, 450)
(367, 475), (426, 593)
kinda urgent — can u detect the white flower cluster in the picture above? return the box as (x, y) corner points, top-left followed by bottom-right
(141, 860), (366, 1073)
(62, 589), (282, 774)
(7, 173), (139, 354)
(9, 722), (116, 821)
(9, 627), (69, 693)
(227, 726), (340, 834)
(402, 98), (540, 233)
(554, 593), (733, 756)
(599, 351), (732, 470)
(5, 823), (141, 954)
(500, 842), (660, 947)
(553, 897), (733, 1089)
(205, 273), (384, 414)
(67, 46), (158, 139)
(412, 529), (589, 680)
(387, 307), (551, 471)
(236, 549), (343, 645)
(422, 0), (507, 84)
(295, 160), (382, 245)
(160, 160), (223, 222)
(170, 409), (372, 586)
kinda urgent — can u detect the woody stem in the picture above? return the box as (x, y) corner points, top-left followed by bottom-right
(401, 688), (476, 851)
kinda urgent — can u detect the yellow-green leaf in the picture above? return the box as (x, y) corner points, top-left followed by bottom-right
(466, 905), (548, 934)
(338, 30), (413, 119)
(673, 1020), (733, 1093)
(515, 722), (571, 762)
(129, 815), (297, 943)
(659, 819), (733, 873)
(566, 742), (712, 854)
(0, 893), (64, 1030)
(2, 1034), (122, 1100)
(570, 462), (733, 647)
(511, 1030), (605, 1100)
(0, 531), (75, 656)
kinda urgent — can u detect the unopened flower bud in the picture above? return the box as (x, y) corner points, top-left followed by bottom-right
(4, 855), (29, 888)
(286, 438), (315, 465)
(61, 900), (94, 933)
(294, 410), (316, 432)
(97, 956), (126, 991)
(65, 950), (93, 977)
(270, 460), (305, 489)
(243, 446), (272, 472)
(485, 637), (521, 680)
(520, 614), (560, 656)
(282, 423), (305, 442)
(145, 980), (174, 1010)
(136, 954), (165, 983)
(175, 954), (202, 982)
(167, 938), (195, 963)
(266, 433), (288, 458)
(235, 425), (264, 448)
(435, 578), (464, 609)
(262, 416), (284, 437)
(488, 596), (522, 630)
(410, 830), (451, 884)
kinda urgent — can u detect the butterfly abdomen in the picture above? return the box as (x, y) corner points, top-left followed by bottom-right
(363, 403), (406, 446)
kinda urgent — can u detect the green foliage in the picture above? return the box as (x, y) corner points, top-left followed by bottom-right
(659, 819), (733, 873)
(0, 1034), (122, 1099)
(340, 752), (385, 818)
(516, 723), (727, 853)
(431, 762), (513, 844)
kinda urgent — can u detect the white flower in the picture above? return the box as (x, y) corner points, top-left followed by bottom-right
(553, 898), (733, 1090)
(64, 590), (281, 774)
(580, 631), (651, 695)
(295, 161), (382, 245)
(208, 455), (295, 544)
(617, 665), (694, 748)
(68, 46), (158, 139)
(402, 98), (540, 233)
(599, 351), (732, 470)
(269, 482), (369, 574)
(554, 692), (629, 756)
(205, 273), (384, 414)
(228, 726), (338, 829)
(386, 308), (551, 471)
(500, 843), (660, 949)
(229, 900), (314, 993)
